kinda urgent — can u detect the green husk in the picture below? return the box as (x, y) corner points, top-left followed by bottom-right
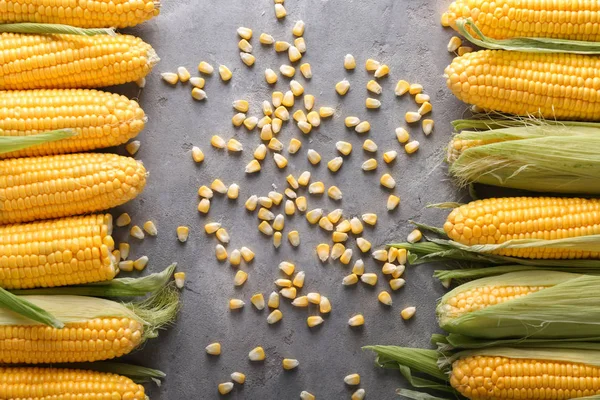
(10, 264), (176, 297)
(435, 333), (600, 351)
(447, 123), (600, 194)
(0, 129), (76, 154)
(49, 362), (165, 384)
(451, 117), (600, 132)
(438, 271), (600, 340)
(0, 22), (114, 36)
(456, 18), (600, 54)
(434, 265), (600, 282)
(396, 389), (452, 400)
(0, 287), (63, 328)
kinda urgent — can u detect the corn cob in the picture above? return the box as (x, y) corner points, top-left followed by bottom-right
(442, 1), (600, 41)
(0, 153), (147, 224)
(445, 50), (600, 120)
(0, 289), (178, 363)
(0, 32), (158, 90)
(0, 0), (160, 28)
(443, 197), (600, 259)
(0, 214), (117, 289)
(0, 366), (146, 399)
(0, 89), (145, 158)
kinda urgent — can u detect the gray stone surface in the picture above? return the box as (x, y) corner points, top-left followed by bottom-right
(111, 0), (477, 398)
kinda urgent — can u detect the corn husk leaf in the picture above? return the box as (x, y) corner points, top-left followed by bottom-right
(0, 287), (63, 328)
(396, 389), (452, 400)
(363, 346), (454, 393)
(391, 237), (600, 268)
(451, 117), (600, 132)
(10, 264), (176, 297)
(49, 362), (165, 384)
(0, 129), (76, 154)
(438, 271), (600, 339)
(447, 124), (600, 194)
(456, 18), (600, 54)
(0, 22), (114, 36)
(435, 333), (600, 351)
(434, 265), (600, 282)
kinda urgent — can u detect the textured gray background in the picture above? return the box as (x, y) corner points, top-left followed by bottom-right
(109, 0), (477, 398)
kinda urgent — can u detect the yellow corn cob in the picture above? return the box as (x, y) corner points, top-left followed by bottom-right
(443, 1), (600, 41)
(0, 89), (146, 158)
(0, 33), (158, 90)
(0, 366), (146, 399)
(445, 50), (600, 120)
(443, 197), (600, 259)
(0, 214), (117, 289)
(449, 354), (600, 400)
(0, 153), (147, 224)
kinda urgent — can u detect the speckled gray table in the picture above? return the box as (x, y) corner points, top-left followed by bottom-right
(109, 1), (479, 398)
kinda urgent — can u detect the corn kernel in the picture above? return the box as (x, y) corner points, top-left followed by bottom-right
(319, 217), (334, 231)
(300, 62), (312, 78)
(395, 80), (410, 96)
(216, 244), (228, 261)
(210, 179), (226, 194)
(363, 139), (378, 153)
(275, 41), (290, 52)
(141, 221), (157, 237)
(384, 247), (397, 263)
(267, 309), (283, 324)
(268, 292), (280, 308)
(161, 72), (179, 85)
(292, 110), (307, 124)
(285, 200), (296, 215)
(336, 219), (351, 233)
(297, 171), (311, 186)
(197, 198), (211, 213)
(366, 98), (381, 109)
(336, 79), (350, 95)
(328, 186), (343, 200)
(383, 150), (398, 164)
(374, 64), (389, 78)
(240, 247), (255, 262)
(334, 141), (352, 156)
(285, 138), (301, 155)
(243, 116), (259, 130)
(306, 209), (324, 225)
(331, 243), (345, 260)
(401, 306), (416, 320)
(280, 286), (297, 299)
(295, 38), (306, 53)
(273, 215), (285, 231)
(119, 260), (134, 272)
(240, 52), (256, 66)
(348, 314), (364, 327)
(319, 107), (335, 117)
(271, 92), (283, 108)
(409, 83), (423, 95)
(206, 342), (221, 355)
(332, 232), (348, 242)
(249, 346), (265, 361)
(198, 61), (214, 75)
(210, 135), (225, 149)
(274, 3), (286, 18)
(274, 153), (288, 168)
(458, 46), (473, 56)
(344, 54), (356, 69)
(417, 101), (433, 116)
(133, 256), (149, 271)
(422, 119), (434, 135)
(249, 293), (265, 310)
(289, 46), (302, 62)
(284, 189), (295, 201)
(317, 243), (330, 262)
(319, 297), (332, 314)
(173, 272), (186, 289)
(356, 237), (371, 253)
(352, 389), (366, 400)
(280, 64), (296, 77)
(258, 221), (274, 236)
(229, 249), (242, 267)
(287, 230), (300, 247)
(340, 248), (353, 264)
(229, 298), (245, 310)
(347, 217), (362, 235)
(295, 196), (308, 212)
(390, 278), (406, 290)
(404, 141), (419, 154)
(405, 111), (421, 123)
(238, 39), (253, 53)
(304, 94), (315, 110)
(116, 213), (131, 227)
(343, 273), (359, 286)
(415, 93), (430, 104)
(232, 113), (246, 127)
(292, 296), (309, 307)
(219, 65), (232, 81)
(205, 222), (221, 234)
(301, 392), (316, 400)
(189, 77), (205, 88)
(275, 278), (292, 288)
(344, 373), (361, 385)
(290, 271), (304, 288)
(366, 80), (383, 95)
(237, 26), (253, 40)
(380, 173), (396, 189)
(125, 140), (140, 156)
(265, 68), (278, 84)
(119, 243), (130, 260)
(343, 117), (360, 129)
(245, 160), (261, 174)
(382, 263), (397, 275)
(355, 121), (370, 133)
(407, 229), (422, 243)
(234, 270), (248, 286)
(361, 273), (378, 286)
(258, 207), (275, 221)
(226, 139), (243, 153)
(191, 88), (207, 100)
(231, 372), (246, 385)
(306, 112), (320, 127)
(393, 264), (405, 279)
(274, 106), (290, 121)
(251, 145), (266, 162)
(189, 147), (205, 165)
(327, 209), (343, 224)
(297, 121), (312, 134)
(327, 157), (343, 172)
(307, 182), (323, 195)
(289, 81), (304, 97)
(307, 316), (324, 327)
(372, 249), (388, 261)
(447, 36), (462, 52)
(361, 158), (378, 171)
(352, 259), (365, 275)
(365, 58), (380, 71)
(292, 19), (305, 36)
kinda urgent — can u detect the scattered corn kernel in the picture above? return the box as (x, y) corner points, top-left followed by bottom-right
(352, 389), (366, 400)
(317, 243), (330, 262)
(374, 64), (389, 78)
(189, 76), (205, 88)
(328, 186), (343, 200)
(320, 296), (331, 313)
(348, 314), (365, 327)
(393, 264), (405, 279)
(174, 272), (186, 288)
(227, 139), (243, 153)
(401, 306), (416, 320)
(280, 286), (297, 299)
(245, 195), (258, 211)
(283, 358), (299, 371)
(447, 36), (462, 52)
(307, 149), (321, 165)
(218, 382), (233, 395)
(219, 65), (232, 81)
(279, 261), (295, 276)
(295, 196), (307, 212)
(340, 248), (353, 264)
(205, 342), (221, 355)
(198, 61), (214, 74)
(336, 79), (350, 95)
(300, 392), (316, 400)
(116, 213), (131, 227)
(372, 249), (388, 261)
(380, 173), (396, 189)
(119, 243), (130, 260)
(306, 112), (320, 128)
(272, 92), (284, 108)
(259, 221), (274, 236)
(274, 3), (286, 18)
(254, 144), (268, 160)
(319, 107), (335, 117)
(355, 121), (370, 133)
(332, 232), (348, 242)
(388, 247), (398, 263)
(119, 260), (134, 272)
(191, 88), (207, 100)
(205, 222), (221, 234)
(336, 141), (353, 156)
(366, 79), (382, 94)
(231, 372), (246, 384)
(409, 83), (423, 95)
(300, 62), (312, 78)
(407, 229), (422, 243)
(295, 39), (306, 54)
(356, 237), (371, 253)
(344, 374), (361, 386)
(293, 110), (307, 123)
(458, 46), (473, 56)
(361, 273), (378, 286)
(288, 46), (302, 62)
(280, 64), (296, 78)
(293, 271), (305, 287)
(216, 244), (228, 261)
(305, 293), (320, 304)
(297, 171), (311, 186)
(133, 256), (149, 271)
(238, 39), (253, 53)
(289, 80), (304, 97)
(307, 316), (324, 328)
(243, 116), (258, 130)
(303, 95), (315, 111)
(405, 111), (421, 123)
(328, 157), (343, 172)
(383, 150), (398, 163)
(327, 209), (343, 224)
(418, 101), (432, 116)
(365, 58), (380, 71)
(142, 221), (157, 236)
(161, 72), (178, 85)
(297, 121), (312, 134)
(229, 299), (245, 310)
(331, 243), (345, 260)
(275, 278), (292, 288)
(292, 19), (305, 36)
(382, 263), (397, 275)
(245, 159), (261, 174)
(344, 117), (360, 128)
(390, 278), (406, 291)
(285, 200), (296, 215)
(274, 106), (290, 120)
(422, 119), (434, 135)
(232, 113), (246, 127)
(319, 217), (334, 231)
(395, 80), (410, 96)
(268, 292), (280, 308)
(336, 219), (351, 233)
(261, 125), (273, 141)
(251, 293), (265, 310)
(274, 153), (288, 168)
(211, 135), (226, 149)
(363, 139), (378, 152)
(415, 93), (430, 104)
(237, 26), (253, 40)
(405, 141), (419, 154)
(344, 54), (356, 69)
(240, 247), (255, 262)
(352, 259), (365, 276)
(288, 230), (300, 247)
(234, 270), (248, 286)
(125, 140), (140, 156)
(249, 346), (265, 361)
(211, 179), (228, 194)
(267, 309), (283, 324)
(350, 217), (363, 234)
(308, 182), (324, 195)
(343, 273), (359, 286)
(265, 68), (278, 84)
(229, 249), (242, 267)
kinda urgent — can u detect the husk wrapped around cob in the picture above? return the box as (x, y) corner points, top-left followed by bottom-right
(446, 120), (600, 194)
